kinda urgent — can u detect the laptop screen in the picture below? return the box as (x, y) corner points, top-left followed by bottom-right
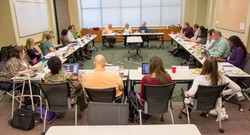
(142, 63), (149, 74)
(62, 63), (79, 74)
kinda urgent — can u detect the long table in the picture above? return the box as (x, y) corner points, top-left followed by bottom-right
(46, 124), (201, 135)
(168, 34), (250, 79)
(102, 32), (164, 49)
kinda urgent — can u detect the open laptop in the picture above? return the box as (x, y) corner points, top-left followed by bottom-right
(62, 63), (79, 75)
(142, 63), (149, 74)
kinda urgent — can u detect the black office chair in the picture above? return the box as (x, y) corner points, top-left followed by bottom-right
(37, 82), (78, 134)
(236, 53), (250, 110)
(84, 87), (121, 103)
(148, 29), (160, 49)
(0, 61), (13, 101)
(0, 48), (12, 63)
(132, 83), (176, 125)
(38, 44), (45, 56)
(1, 44), (12, 51)
(179, 83), (229, 133)
(87, 102), (129, 125)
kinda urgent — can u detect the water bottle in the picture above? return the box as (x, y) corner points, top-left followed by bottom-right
(118, 61), (124, 78)
(88, 33), (91, 37)
(41, 57), (47, 68)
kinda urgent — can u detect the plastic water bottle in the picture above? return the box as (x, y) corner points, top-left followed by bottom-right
(41, 57), (47, 68)
(118, 61), (124, 78)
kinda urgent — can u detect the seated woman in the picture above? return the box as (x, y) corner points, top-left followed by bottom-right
(123, 23), (132, 47)
(25, 38), (42, 65)
(137, 55), (172, 121)
(0, 46), (38, 89)
(217, 35), (248, 69)
(42, 33), (56, 55)
(187, 26), (207, 44)
(183, 56), (241, 120)
(44, 56), (86, 110)
(140, 55), (172, 99)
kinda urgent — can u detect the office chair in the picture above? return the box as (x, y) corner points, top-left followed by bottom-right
(179, 83), (229, 133)
(37, 82), (78, 135)
(84, 87), (122, 103)
(87, 102), (129, 125)
(131, 83), (176, 125)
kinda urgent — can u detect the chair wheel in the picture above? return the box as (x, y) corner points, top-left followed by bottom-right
(239, 108), (244, 112)
(219, 128), (224, 133)
(41, 132), (46, 135)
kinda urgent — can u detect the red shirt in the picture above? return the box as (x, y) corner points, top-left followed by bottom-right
(140, 75), (172, 99)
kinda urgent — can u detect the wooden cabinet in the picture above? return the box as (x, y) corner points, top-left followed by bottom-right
(81, 27), (180, 42)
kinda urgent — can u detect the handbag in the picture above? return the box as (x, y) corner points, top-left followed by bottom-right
(35, 103), (55, 123)
(10, 108), (36, 130)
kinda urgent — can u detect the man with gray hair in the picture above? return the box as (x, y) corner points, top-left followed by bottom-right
(209, 30), (230, 57)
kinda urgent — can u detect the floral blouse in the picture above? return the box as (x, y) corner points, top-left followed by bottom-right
(0, 57), (28, 81)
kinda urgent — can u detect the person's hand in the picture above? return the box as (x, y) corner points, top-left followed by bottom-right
(184, 91), (189, 97)
(30, 66), (38, 71)
(217, 57), (226, 62)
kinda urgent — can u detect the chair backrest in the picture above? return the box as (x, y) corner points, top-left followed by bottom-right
(148, 29), (159, 40)
(38, 44), (45, 55)
(0, 61), (5, 72)
(85, 87), (116, 102)
(242, 53), (250, 86)
(243, 53), (250, 74)
(37, 82), (71, 111)
(1, 45), (12, 51)
(193, 83), (229, 111)
(143, 83), (176, 115)
(84, 87), (116, 103)
(87, 102), (129, 125)
(0, 49), (12, 62)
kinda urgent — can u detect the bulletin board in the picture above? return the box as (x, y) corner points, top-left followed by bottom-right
(215, 0), (248, 33)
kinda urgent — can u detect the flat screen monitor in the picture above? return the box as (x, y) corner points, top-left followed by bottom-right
(142, 63), (149, 75)
(62, 63), (79, 74)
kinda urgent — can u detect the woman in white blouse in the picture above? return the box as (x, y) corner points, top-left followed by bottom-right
(183, 56), (241, 120)
(123, 23), (132, 47)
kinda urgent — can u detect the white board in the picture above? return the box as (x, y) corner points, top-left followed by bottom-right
(14, 1), (49, 37)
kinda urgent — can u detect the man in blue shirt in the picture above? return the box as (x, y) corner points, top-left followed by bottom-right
(138, 22), (149, 47)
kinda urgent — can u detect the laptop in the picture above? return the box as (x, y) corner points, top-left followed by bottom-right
(142, 63), (149, 74)
(62, 63), (79, 75)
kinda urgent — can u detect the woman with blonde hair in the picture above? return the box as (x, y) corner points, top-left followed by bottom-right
(25, 38), (42, 65)
(123, 23), (132, 47)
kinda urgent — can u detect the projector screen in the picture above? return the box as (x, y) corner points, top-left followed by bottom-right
(14, 1), (49, 37)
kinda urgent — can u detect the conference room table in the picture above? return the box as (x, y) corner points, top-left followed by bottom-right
(128, 65), (250, 90)
(46, 124), (201, 135)
(127, 36), (143, 61)
(168, 34), (250, 78)
(45, 34), (97, 62)
(102, 32), (165, 49)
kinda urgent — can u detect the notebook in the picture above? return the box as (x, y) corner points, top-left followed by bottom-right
(62, 63), (79, 74)
(142, 63), (149, 74)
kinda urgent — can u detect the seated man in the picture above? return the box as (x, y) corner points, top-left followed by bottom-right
(138, 22), (149, 47)
(82, 54), (123, 101)
(209, 30), (231, 57)
(102, 24), (116, 47)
